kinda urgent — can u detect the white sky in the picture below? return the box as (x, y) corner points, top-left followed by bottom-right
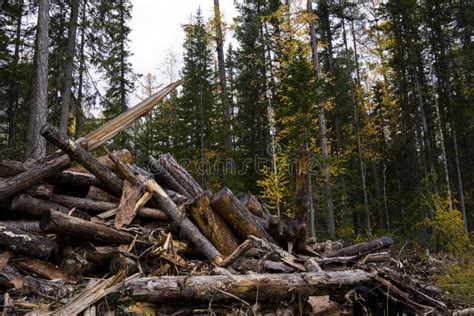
(129, 0), (238, 85)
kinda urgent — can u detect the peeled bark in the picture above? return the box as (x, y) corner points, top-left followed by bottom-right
(115, 180), (141, 229)
(0, 223), (56, 259)
(16, 258), (68, 280)
(40, 210), (133, 244)
(189, 191), (240, 256)
(211, 187), (274, 242)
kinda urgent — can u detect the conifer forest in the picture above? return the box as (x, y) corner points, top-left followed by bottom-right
(0, 0), (473, 313)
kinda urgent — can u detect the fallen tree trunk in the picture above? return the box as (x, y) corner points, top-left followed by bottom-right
(189, 191), (240, 256)
(326, 236), (393, 258)
(211, 187), (274, 242)
(41, 125), (124, 196)
(112, 270), (373, 304)
(0, 223), (57, 259)
(68, 149), (133, 174)
(10, 194), (70, 216)
(40, 210), (133, 244)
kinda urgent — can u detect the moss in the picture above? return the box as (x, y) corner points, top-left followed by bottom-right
(435, 250), (474, 304)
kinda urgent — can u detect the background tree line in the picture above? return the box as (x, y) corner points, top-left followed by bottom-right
(0, 0), (472, 250)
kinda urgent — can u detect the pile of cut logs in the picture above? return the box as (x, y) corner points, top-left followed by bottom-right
(0, 82), (451, 314)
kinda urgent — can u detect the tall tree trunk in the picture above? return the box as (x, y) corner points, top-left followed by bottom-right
(26, 0), (50, 159)
(59, 0), (80, 137)
(306, 0), (335, 238)
(75, 0), (87, 139)
(345, 18), (371, 234)
(7, 1), (23, 156)
(213, 0), (232, 153)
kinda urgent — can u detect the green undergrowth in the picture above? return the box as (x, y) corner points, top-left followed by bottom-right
(434, 249), (474, 305)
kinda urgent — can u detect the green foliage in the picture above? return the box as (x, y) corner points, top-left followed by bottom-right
(420, 194), (470, 255)
(257, 152), (291, 217)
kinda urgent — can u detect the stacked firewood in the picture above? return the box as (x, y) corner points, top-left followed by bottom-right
(0, 83), (451, 314)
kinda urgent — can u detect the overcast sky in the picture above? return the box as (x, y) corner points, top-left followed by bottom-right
(129, 0), (238, 85)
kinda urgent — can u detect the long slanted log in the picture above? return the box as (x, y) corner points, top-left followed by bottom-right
(10, 194), (70, 216)
(41, 124), (124, 196)
(236, 192), (270, 219)
(148, 156), (190, 197)
(111, 270), (373, 304)
(211, 187), (274, 242)
(50, 194), (169, 220)
(40, 210), (133, 244)
(0, 81), (182, 201)
(155, 153), (202, 198)
(0, 223), (56, 259)
(189, 191), (240, 256)
(326, 236), (394, 258)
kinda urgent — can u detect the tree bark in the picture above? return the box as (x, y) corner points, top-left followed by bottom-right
(59, 0), (80, 136)
(326, 236), (393, 258)
(110, 270), (373, 304)
(25, 0), (49, 159)
(306, 0), (335, 238)
(155, 154), (202, 198)
(211, 187), (274, 242)
(10, 193), (71, 216)
(41, 124), (124, 196)
(213, 0), (232, 153)
(41, 210), (134, 244)
(0, 223), (57, 259)
(189, 191), (240, 256)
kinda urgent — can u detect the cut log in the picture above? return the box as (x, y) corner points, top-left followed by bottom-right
(326, 236), (394, 258)
(0, 154), (71, 201)
(211, 187), (274, 242)
(109, 253), (138, 275)
(188, 191), (240, 256)
(41, 125), (124, 196)
(40, 210), (133, 244)
(86, 186), (119, 203)
(155, 153), (202, 198)
(148, 156), (190, 197)
(236, 192), (270, 219)
(0, 223), (56, 259)
(115, 180), (142, 229)
(110, 270), (374, 304)
(68, 149), (133, 174)
(11, 194), (70, 216)
(16, 258), (67, 280)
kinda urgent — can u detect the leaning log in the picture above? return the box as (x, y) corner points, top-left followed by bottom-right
(40, 210), (133, 244)
(236, 192), (270, 219)
(41, 124), (124, 196)
(0, 223), (56, 259)
(68, 149), (133, 174)
(111, 270), (373, 304)
(188, 191), (240, 256)
(211, 187), (274, 242)
(326, 236), (394, 258)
